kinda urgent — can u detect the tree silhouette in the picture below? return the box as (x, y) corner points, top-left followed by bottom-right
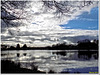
(9, 46), (15, 50)
(16, 44), (20, 50)
(77, 39), (98, 50)
(22, 44), (27, 49)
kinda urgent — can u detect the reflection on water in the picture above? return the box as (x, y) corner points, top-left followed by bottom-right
(1, 50), (98, 73)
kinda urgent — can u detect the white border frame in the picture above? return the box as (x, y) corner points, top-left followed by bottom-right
(0, 0), (99, 75)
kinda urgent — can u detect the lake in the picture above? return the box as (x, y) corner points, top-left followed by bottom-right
(1, 50), (98, 73)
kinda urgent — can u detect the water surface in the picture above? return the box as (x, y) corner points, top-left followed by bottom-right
(1, 50), (98, 73)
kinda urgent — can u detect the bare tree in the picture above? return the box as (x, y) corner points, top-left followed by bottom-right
(42, 0), (94, 16)
(1, 1), (28, 24)
(1, 1), (28, 34)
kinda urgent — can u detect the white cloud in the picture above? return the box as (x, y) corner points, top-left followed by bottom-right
(1, 28), (98, 47)
(1, 1), (98, 47)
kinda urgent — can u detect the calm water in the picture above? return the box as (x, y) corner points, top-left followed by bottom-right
(1, 50), (98, 73)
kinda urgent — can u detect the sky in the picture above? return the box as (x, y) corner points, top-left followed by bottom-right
(1, 1), (99, 47)
(60, 7), (98, 30)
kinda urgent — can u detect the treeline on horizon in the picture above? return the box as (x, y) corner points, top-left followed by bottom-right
(1, 39), (98, 50)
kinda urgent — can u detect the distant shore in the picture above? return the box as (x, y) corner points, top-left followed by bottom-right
(1, 39), (98, 51)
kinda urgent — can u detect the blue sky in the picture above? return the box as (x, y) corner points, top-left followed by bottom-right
(60, 7), (98, 30)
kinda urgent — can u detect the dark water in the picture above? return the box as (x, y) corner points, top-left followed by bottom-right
(1, 50), (98, 73)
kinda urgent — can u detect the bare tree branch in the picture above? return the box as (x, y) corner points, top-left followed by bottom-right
(42, 0), (94, 16)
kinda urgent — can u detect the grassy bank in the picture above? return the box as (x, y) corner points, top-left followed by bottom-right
(1, 60), (46, 73)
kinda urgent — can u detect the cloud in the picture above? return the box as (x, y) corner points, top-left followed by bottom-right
(1, 28), (98, 47)
(60, 35), (98, 44)
(1, 1), (98, 47)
